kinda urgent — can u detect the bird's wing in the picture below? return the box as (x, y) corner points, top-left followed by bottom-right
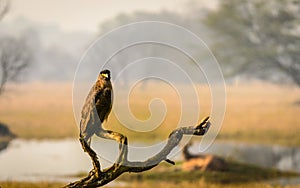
(95, 87), (112, 122)
(80, 86), (99, 137)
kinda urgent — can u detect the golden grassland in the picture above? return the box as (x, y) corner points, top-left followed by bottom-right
(0, 81), (299, 146)
(220, 83), (300, 146)
(0, 83), (78, 139)
(0, 181), (64, 188)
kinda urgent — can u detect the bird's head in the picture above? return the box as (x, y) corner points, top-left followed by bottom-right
(99, 69), (111, 81)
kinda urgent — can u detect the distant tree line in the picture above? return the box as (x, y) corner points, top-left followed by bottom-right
(204, 0), (300, 86)
(97, 0), (300, 86)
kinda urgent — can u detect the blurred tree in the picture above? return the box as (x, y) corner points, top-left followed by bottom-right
(0, 0), (32, 94)
(0, 0), (8, 20)
(97, 11), (211, 88)
(0, 37), (32, 94)
(204, 0), (300, 86)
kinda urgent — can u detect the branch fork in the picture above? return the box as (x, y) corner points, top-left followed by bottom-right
(65, 116), (210, 188)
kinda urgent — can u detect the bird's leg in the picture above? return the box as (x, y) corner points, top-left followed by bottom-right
(96, 130), (128, 165)
(79, 136), (102, 177)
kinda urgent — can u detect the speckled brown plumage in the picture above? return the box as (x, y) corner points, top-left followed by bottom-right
(80, 69), (112, 145)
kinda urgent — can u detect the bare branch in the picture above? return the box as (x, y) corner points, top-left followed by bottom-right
(64, 116), (210, 188)
(0, 1), (32, 94)
(0, 36), (31, 94)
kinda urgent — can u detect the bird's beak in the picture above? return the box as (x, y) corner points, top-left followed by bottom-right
(101, 73), (109, 79)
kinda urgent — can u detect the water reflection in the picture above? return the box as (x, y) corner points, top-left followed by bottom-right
(0, 139), (299, 183)
(0, 141), (10, 152)
(0, 139), (91, 182)
(202, 142), (300, 173)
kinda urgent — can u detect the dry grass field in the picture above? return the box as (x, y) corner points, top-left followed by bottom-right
(0, 82), (299, 188)
(0, 81), (299, 146)
(221, 82), (300, 146)
(0, 83), (77, 139)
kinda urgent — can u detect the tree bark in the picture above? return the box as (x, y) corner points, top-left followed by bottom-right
(64, 116), (210, 188)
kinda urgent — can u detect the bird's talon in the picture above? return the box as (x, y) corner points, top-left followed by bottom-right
(88, 169), (95, 176)
(89, 168), (102, 178)
(203, 122), (210, 134)
(200, 116), (209, 126)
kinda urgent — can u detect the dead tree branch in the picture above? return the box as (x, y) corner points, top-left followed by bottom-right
(65, 116), (210, 188)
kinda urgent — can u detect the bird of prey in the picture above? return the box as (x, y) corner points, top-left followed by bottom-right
(80, 69), (113, 145)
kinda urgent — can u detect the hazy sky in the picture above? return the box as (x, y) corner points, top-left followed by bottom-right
(3, 0), (217, 33)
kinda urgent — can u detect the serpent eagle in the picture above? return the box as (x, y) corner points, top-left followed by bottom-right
(80, 69), (113, 145)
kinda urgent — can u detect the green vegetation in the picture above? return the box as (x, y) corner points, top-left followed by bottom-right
(118, 160), (298, 185)
(122, 181), (300, 188)
(204, 0), (300, 86)
(2, 160), (298, 188)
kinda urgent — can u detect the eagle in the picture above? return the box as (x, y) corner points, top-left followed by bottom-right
(80, 69), (113, 145)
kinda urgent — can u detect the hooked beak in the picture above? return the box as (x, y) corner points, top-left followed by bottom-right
(101, 73), (109, 79)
